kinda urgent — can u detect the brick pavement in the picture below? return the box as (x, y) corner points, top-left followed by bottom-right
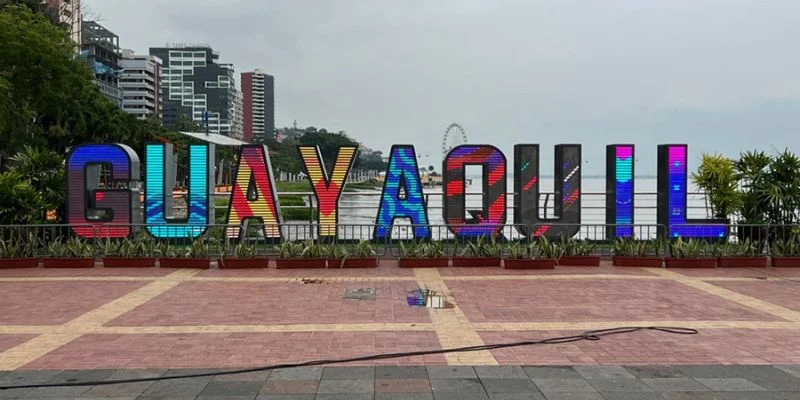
(3, 260), (800, 374)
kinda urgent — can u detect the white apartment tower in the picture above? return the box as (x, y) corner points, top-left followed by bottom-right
(119, 49), (163, 121)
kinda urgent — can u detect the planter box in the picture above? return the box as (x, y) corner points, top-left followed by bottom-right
(665, 258), (716, 268)
(327, 258), (378, 268)
(217, 258), (268, 269)
(0, 258), (38, 269)
(772, 257), (800, 267)
(612, 256), (663, 268)
(159, 258), (210, 269)
(275, 258), (326, 269)
(504, 258), (556, 269)
(718, 256), (768, 268)
(451, 257), (502, 267)
(103, 257), (156, 268)
(42, 258), (95, 268)
(398, 257), (449, 268)
(558, 256), (601, 266)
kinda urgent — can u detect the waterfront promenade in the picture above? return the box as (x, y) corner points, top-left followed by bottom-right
(4, 262), (800, 398)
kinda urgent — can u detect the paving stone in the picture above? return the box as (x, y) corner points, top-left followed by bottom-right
(573, 366), (636, 381)
(474, 366), (529, 380)
(524, 367), (582, 379)
(532, 378), (597, 393)
(376, 379), (431, 393)
(678, 366), (741, 379)
(51, 369), (116, 383)
(695, 378), (766, 392)
(599, 393), (655, 400)
(641, 378), (709, 392)
(139, 377), (211, 397)
(375, 394), (434, 400)
(0, 387), (31, 399)
(480, 378), (538, 394)
(377, 366), (429, 380)
(316, 379), (374, 394)
(587, 378), (653, 393)
(659, 393), (723, 400)
(430, 378), (486, 393)
(196, 396), (257, 400)
(0, 370), (62, 386)
(723, 365), (800, 391)
(321, 367), (374, 380)
(774, 365), (800, 379)
(267, 368), (323, 381)
(625, 366), (686, 379)
(199, 380), (263, 396)
(718, 392), (800, 400)
(488, 393), (546, 400)
(77, 396), (138, 400)
(136, 396), (196, 400)
(259, 380), (319, 395)
(432, 393), (489, 400)
(255, 396), (315, 400)
(427, 366), (477, 379)
(537, 393), (604, 400)
(315, 394), (373, 400)
(79, 369), (163, 398)
(22, 384), (91, 398)
(213, 370), (271, 382)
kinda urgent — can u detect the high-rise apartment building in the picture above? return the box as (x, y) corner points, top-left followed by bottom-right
(232, 88), (244, 140)
(80, 21), (122, 107)
(119, 49), (162, 121)
(240, 69), (275, 142)
(44, 0), (81, 44)
(149, 44), (237, 135)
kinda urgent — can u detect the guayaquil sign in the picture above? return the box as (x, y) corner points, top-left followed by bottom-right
(65, 142), (728, 241)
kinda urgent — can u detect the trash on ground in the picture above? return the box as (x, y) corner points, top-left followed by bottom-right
(407, 288), (446, 309)
(345, 288), (376, 300)
(301, 278), (327, 285)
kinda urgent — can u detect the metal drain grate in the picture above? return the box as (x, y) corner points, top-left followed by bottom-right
(345, 288), (376, 300)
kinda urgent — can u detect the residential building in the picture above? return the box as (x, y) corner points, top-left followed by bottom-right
(81, 21), (122, 107)
(44, 0), (81, 44)
(240, 69), (275, 142)
(149, 44), (237, 135)
(119, 49), (162, 121)
(232, 88), (244, 140)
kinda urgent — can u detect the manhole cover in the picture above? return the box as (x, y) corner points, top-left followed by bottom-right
(345, 288), (376, 300)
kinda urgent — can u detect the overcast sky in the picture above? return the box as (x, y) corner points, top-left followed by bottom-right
(89, 0), (800, 174)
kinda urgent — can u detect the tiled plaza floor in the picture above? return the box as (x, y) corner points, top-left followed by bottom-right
(4, 260), (800, 397)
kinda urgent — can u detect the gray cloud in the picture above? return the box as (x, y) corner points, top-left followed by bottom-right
(91, 0), (800, 172)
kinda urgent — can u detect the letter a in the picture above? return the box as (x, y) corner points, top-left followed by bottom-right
(375, 145), (431, 240)
(225, 145), (282, 240)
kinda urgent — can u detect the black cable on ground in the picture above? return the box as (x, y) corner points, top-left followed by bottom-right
(0, 326), (697, 390)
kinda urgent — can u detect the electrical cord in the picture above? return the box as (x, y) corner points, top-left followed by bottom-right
(0, 326), (697, 390)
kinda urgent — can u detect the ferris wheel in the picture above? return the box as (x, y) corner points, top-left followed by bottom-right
(442, 122), (468, 158)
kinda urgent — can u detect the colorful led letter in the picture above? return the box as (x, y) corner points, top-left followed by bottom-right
(145, 143), (212, 238)
(225, 145), (282, 240)
(66, 144), (140, 239)
(374, 145), (431, 240)
(605, 145), (634, 238)
(443, 145), (507, 238)
(513, 144), (581, 240)
(299, 145), (357, 238)
(657, 144), (728, 238)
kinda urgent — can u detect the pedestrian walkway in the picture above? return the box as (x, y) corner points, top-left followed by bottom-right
(4, 365), (800, 399)
(3, 261), (800, 376)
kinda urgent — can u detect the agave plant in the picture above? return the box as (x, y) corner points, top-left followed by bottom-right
(529, 237), (564, 260)
(276, 241), (306, 259)
(772, 236), (800, 257)
(612, 237), (663, 257)
(560, 237), (597, 256)
(400, 240), (445, 258)
(504, 242), (530, 259)
(47, 237), (95, 258)
(0, 234), (37, 259)
(231, 241), (259, 259)
(186, 237), (209, 258)
(353, 240), (375, 258)
(458, 236), (501, 257)
(715, 239), (761, 257)
(670, 238), (713, 259)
